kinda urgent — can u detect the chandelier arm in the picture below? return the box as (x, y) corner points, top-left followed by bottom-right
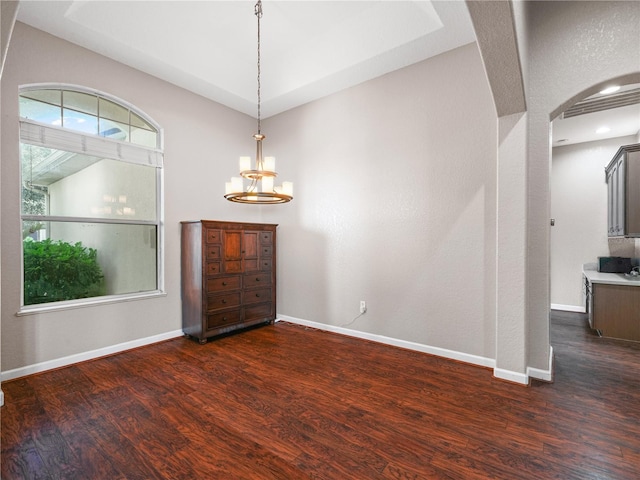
(249, 177), (259, 193)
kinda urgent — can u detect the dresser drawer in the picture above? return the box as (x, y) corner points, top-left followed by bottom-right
(260, 258), (272, 271)
(244, 273), (271, 288)
(243, 287), (272, 305)
(206, 245), (220, 260)
(206, 262), (221, 276)
(206, 229), (221, 244)
(260, 231), (273, 244)
(243, 302), (273, 322)
(260, 245), (273, 257)
(206, 309), (241, 330)
(206, 275), (241, 293)
(206, 292), (241, 312)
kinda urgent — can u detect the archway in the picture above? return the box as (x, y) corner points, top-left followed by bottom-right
(549, 77), (640, 332)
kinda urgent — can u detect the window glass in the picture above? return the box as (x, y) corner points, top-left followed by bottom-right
(61, 108), (98, 134)
(22, 221), (157, 305)
(21, 144), (52, 216)
(21, 89), (61, 106)
(130, 112), (158, 147)
(63, 91), (97, 116)
(19, 96), (61, 124)
(19, 88), (159, 148)
(22, 146), (157, 221)
(130, 126), (158, 148)
(99, 97), (129, 124)
(99, 118), (129, 141)
(131, 112), (152, 130)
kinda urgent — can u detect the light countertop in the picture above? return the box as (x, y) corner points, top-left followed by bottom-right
(583, 263), (640, 286)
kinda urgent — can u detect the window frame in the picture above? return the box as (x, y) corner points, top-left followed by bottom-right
(18, 84), (165, 315)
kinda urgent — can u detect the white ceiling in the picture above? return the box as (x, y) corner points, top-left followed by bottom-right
(552, 84), (640, 147)
(16, 0), (640, 145)
(16, 0), (477, 118)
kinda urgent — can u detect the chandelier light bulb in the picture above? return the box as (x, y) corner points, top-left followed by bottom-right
(264, 156), (275, 172)
(262, 176), (274, 193)
(239, 156), (251, 173)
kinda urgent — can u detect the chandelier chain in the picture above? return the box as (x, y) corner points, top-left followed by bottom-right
(255, 0), (262, 134)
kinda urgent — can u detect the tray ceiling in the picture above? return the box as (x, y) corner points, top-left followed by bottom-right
(17, 0), (477, 118)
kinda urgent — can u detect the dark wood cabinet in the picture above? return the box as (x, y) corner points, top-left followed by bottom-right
(181, 220), (277, 343)
(592, 283), (640, 342)
(606, 144), (640, 237)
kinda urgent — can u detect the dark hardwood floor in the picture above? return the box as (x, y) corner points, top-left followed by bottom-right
(2, 311), (640, 479)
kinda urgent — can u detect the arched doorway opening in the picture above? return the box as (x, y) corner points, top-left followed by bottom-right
(550, 80), (640, 315)
(548, 76), (640, 351)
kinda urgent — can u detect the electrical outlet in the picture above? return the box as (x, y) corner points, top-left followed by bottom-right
(360, 300), (367, 314)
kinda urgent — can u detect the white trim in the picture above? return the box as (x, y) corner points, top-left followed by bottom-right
(17, 291), (166, 316)
(276, 314), (496, 370)
(0, 390), (4, 407)
(493, 368), (529, 385)
(551, 303), (585, 313)
(0, 329), (183, 382)
(527, 345), (554, 383)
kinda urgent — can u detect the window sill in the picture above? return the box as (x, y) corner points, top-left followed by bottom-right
(16, 290), (167, 317)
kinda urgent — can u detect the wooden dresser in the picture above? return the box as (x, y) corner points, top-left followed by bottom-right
(180, 220), (277, 343)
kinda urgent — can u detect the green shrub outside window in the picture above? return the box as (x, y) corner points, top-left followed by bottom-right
(23, 238), (105, 305)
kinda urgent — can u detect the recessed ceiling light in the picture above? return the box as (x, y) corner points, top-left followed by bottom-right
(596, 126), (611, 134)
(556, 139), (569, 143)
(599, 86), (621, 95)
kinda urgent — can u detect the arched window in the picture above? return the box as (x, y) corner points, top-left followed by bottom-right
(19, 85), (164, 309)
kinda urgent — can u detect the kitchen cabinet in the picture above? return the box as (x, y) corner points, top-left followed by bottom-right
(181, 220), (277, 343)
(606, 143), (640, 237)
(591, 282), (640, 342)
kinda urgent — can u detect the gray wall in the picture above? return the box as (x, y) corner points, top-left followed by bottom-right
(266, 42), (497, 358)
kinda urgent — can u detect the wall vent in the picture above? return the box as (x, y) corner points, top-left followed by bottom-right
(563, 88), (640, 118)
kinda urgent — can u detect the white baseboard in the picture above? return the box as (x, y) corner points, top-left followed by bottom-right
(496, 346), (554, 385)
(276, 314), (496, 370)
(494, 368), (529, 385)
(527, 345), (554, 383)
(551, 303), (585, 313)
(0, 329), (184, 383)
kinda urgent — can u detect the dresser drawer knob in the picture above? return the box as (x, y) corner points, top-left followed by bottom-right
(222, 282), (227, 286)
(256, 277), (260, 282)
(222, 299), (227, 304)
(256, 293), (260, 298)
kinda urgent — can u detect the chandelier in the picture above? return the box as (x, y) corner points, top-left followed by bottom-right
(225, 0), (293, 204)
